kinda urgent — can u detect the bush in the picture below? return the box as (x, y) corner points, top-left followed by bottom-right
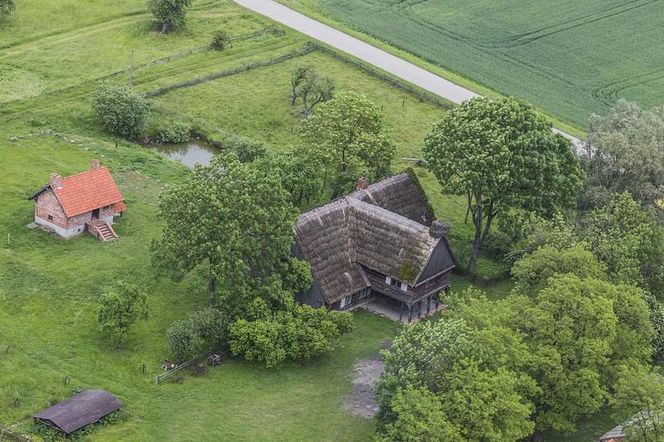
(229, 304), (352, 367)
(211, 30), (231, 51)
(91, 84), (149, 140)
(0, 0), (15, 18)
(167, 308), (228, 359)
(155, 121), (191, 144)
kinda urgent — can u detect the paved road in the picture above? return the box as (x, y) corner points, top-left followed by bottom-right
(233, 0), (584, 150)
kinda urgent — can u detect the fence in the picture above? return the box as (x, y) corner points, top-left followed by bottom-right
(0, 25), (285, 107)
(154, 358), (197, 384)
(144, 44), (317, 98)
(313, 43), (452, 110)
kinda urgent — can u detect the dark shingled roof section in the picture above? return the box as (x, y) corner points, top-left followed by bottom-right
(294, 173), (445, 305)
(33, 390), (122, 435)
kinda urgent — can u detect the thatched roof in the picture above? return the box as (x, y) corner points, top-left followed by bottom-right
(350, 172), (435, 226)
(33, 390), (122, 435)
(294, 173), (448, 304)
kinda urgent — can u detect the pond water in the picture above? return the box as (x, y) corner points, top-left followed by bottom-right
(154, 141), (219, 168)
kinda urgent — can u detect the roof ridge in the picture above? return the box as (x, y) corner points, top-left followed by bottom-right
(60, 165), (109, 181)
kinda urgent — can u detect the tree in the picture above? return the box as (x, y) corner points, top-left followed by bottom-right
(511, 244), (606, 294)
(611, 365), (664, 442)
(376, 387), (464, 442)
(423, 97), (583, 276)
(167, 307), (227, 359)
(147, 0), (192, 33)
(643, 291), (664, 363)
(581, 192), (664, 294)
(91, 83), (149, 140)
(97, 282), (149, 344)
(289, 65), (335, 115)
(151, 154), (297, 315)
(229, 301), (353, 367)
(581, 99), (664, 213)
(301, 92), (396, 197)
(518, 274), (653, 433)
(0, 0), (15, 18)
(376, 313), (537, 441)
(255, 149), (326, 208)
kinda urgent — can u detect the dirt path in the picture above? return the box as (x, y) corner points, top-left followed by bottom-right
(233, 0), (585, 151)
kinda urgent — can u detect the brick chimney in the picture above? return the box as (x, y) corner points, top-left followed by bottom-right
(90, 159), (101, 170)
(356, 177), (369, 190)
(50, 173), (63, 190)
(429, 220), (450, 238)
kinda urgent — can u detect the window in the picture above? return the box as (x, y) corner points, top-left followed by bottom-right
(340, 295), (352, 309)
(47, 215), (53, 221)
(390, 278), (401, 287)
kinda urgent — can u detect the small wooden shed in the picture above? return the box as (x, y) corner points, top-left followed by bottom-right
(33, 390), (122, 436)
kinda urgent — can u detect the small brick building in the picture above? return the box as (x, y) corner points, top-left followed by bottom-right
(30, 160), (126, 240)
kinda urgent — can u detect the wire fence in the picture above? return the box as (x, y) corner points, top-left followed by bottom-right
(144, 44), (317, 98)
(0, 25), (285, 106)
(154, 358), (197, 384)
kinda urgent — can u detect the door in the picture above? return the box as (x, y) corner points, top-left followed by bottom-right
(91, 208), (100, 220)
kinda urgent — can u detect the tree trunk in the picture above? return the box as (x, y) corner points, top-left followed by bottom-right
(160, 22), (170, 34)
(208, 275), (217, 305)
(468, 228), (482, 279)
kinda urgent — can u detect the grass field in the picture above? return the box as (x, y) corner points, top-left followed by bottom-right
(279, 0), (664, 128)
(0, 0), (607, 440)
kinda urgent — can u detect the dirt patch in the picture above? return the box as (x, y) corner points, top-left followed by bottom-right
(345, 354), (385, 418)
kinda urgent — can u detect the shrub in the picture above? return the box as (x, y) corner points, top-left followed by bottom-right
(91, 84), (149, 140)
(155, 121), (191, 144)
(167, 308), (228, 359)
(229, 304), (353, 367)
(211, 30), (231, 51)
(0, 0), (15, 18)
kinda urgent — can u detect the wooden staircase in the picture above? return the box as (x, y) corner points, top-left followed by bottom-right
(87, 219), (119, 241)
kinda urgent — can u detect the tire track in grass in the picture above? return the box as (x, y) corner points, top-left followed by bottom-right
(593, 66), (664, 103)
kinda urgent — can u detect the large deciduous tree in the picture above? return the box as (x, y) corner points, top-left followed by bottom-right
(151, 154), (298, 315)
(147, 0), (192, 33)
(423, 97), (583, 276)
(300, 91), (396, 197)
(581, 99), (664, 212)
(580, 192), (664, 294)
(518, 274), (653, 434)
(376, 312), (537, 441)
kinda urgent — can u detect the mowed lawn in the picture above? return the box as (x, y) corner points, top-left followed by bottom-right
(283, 0), (664, 128)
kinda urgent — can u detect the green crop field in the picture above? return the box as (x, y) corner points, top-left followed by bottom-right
(281, 0), (664, 128)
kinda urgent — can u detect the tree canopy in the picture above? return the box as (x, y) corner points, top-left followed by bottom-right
(97, 282), (150, 345)
(289, 65), (335, 116)
(300, 91), (396, 197)
(151, 154), (298, 315)
(423, 97), (583, 276)
(376, 313), (537, 441)
(91, 83), (149, 140)
(147, 0), (192, 33)
(581, 99), (664, 213)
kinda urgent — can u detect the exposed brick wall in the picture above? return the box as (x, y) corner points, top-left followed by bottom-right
(35, 190), (67, 229)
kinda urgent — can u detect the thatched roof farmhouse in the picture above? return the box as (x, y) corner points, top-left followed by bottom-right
(293, 173), (456, 322)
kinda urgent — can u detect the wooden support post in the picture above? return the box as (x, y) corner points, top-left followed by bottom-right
(399, 303), (404, 321)
(408, 304), (412, 322)
(427, 296), (431, 314)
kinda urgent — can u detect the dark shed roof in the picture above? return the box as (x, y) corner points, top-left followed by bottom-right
(33, 390), (122, 435)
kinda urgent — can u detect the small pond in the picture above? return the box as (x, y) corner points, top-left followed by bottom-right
(154, 141), (219, 168)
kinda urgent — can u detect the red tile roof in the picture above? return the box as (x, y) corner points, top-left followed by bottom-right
(49, 166), (125, 217)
